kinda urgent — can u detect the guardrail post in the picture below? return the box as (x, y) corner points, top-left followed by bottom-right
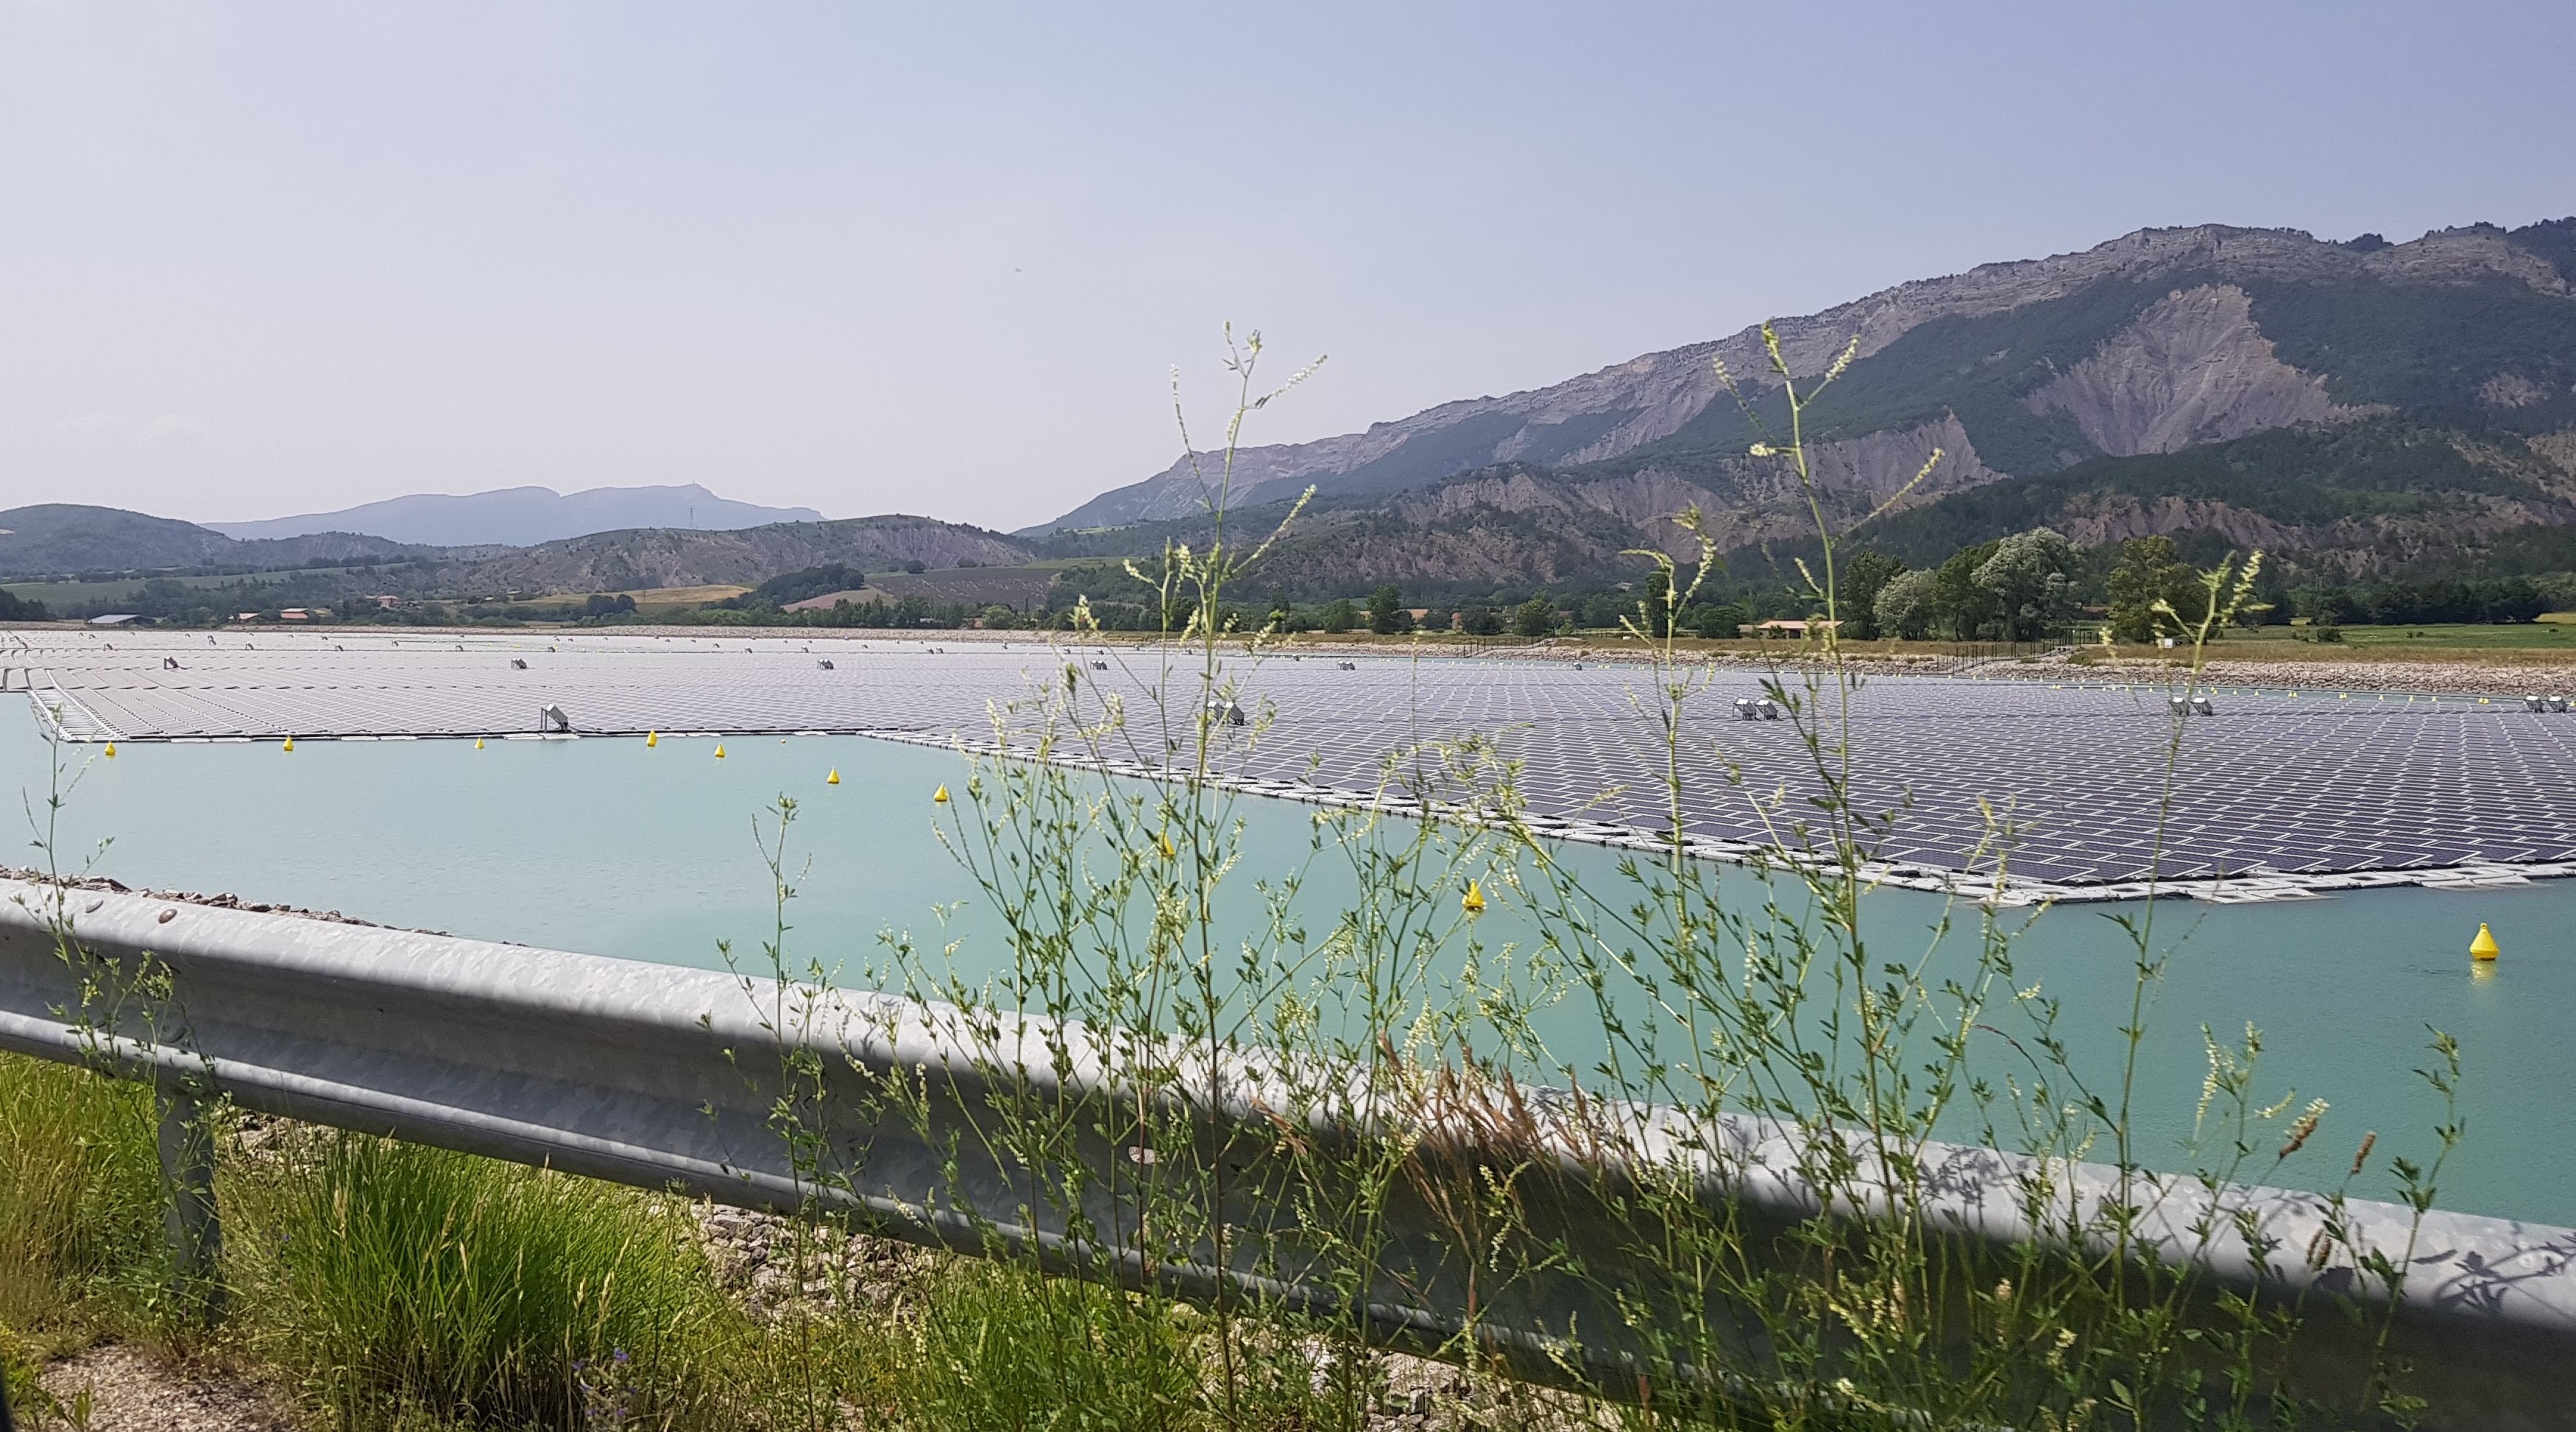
(155, 1071), (224, 1324)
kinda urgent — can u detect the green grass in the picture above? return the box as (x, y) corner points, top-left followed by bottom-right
(880, 1260), (1363, 1432)
(0, 1050), (1408, 1432)
(2209, 621), (2576, 650)
(229, 1132), (743, 1430)
(2319, 621), (2576, 649)
(0, 1054), (163, 1338)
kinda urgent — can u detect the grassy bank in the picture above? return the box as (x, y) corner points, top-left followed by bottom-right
(1, 1051), (1543, 1431)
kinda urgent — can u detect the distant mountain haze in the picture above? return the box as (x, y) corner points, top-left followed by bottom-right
(208, 484), (825, 548)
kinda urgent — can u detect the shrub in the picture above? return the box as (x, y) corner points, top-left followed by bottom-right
(1510, 596), (1556, 639)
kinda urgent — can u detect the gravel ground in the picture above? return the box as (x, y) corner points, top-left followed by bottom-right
(32, 1344), (297, 1432)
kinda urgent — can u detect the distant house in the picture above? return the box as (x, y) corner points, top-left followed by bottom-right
(278, 608), (311, 622)
(86, 613), (139, 627)
(1738, 618), (1840, 637)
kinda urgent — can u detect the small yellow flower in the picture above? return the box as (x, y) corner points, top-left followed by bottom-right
(1156, 831), (1176, 859)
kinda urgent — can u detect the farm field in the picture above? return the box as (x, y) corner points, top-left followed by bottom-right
(2219, 619), (2576, 651)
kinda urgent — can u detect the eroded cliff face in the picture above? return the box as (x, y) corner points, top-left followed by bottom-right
(1038, 222), (2573, 532)
(1804, 415), (2003, 497)
(2025, 286), (2362, 456)
(1334, 415), (2006, 579)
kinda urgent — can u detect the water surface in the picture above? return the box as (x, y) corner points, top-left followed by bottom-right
(9, 724), (2567, 1225)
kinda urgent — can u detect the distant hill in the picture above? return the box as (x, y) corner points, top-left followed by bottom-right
(417, 515), (1033, 595)
(207, 484), (824, 547)
(1023, 216), (2576, 596)
(0, 504), (420, 579)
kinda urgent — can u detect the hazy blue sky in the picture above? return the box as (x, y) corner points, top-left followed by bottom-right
(4, 2), (2571, 532)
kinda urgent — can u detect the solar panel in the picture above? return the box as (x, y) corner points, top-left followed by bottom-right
(21, 629), (2576, 900)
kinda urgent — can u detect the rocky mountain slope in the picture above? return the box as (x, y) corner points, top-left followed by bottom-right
(1036, 221), (2576, 552)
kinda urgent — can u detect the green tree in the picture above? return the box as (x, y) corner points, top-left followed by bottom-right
(1461, 605), (1504, 635)
(1688, 602), (1747, 640)
(2105, 536), (2206, 643)
(1931, 540), (2001, 639)
(1511, 596), (1557, 639)
(1971, 529), (2078, 641)
(1366, 585), (1412, 635)
(980, 605), (1019, 630)
(1641, 568), (1674, 637)
(1837, 551), (1905, 641)
(1319, 599), (1357, 634)
(1872, 568), (1939, 641)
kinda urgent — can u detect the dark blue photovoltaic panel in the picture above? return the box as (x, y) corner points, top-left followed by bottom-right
(24, 631), (2576, 885)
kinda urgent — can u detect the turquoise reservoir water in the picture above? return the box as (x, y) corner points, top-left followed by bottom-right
(9, 723), (2569, 1226)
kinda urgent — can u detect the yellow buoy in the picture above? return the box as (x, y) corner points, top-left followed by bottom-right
(282, 736), (295, 752)
(1462, 880), (1487, 915)
(712, 744), (726, 759)
(645, 730), (659, 747)
(933, 783), (949, 804)
(2470, 923), (2500, 961)
(826, 769), (841, 786)
(103, 742), (116, 758)
(474, 736), (485, 749)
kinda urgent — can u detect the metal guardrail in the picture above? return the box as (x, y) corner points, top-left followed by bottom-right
(5, 876), (2576, 1426)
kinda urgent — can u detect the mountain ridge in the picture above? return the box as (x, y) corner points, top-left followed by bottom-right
(0, 504), (425, 579)
(1032, 221), (2575, 532)
(208, 484), (823, 548)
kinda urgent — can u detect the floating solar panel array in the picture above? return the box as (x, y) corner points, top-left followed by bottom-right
(17, 628), (2576, 903)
